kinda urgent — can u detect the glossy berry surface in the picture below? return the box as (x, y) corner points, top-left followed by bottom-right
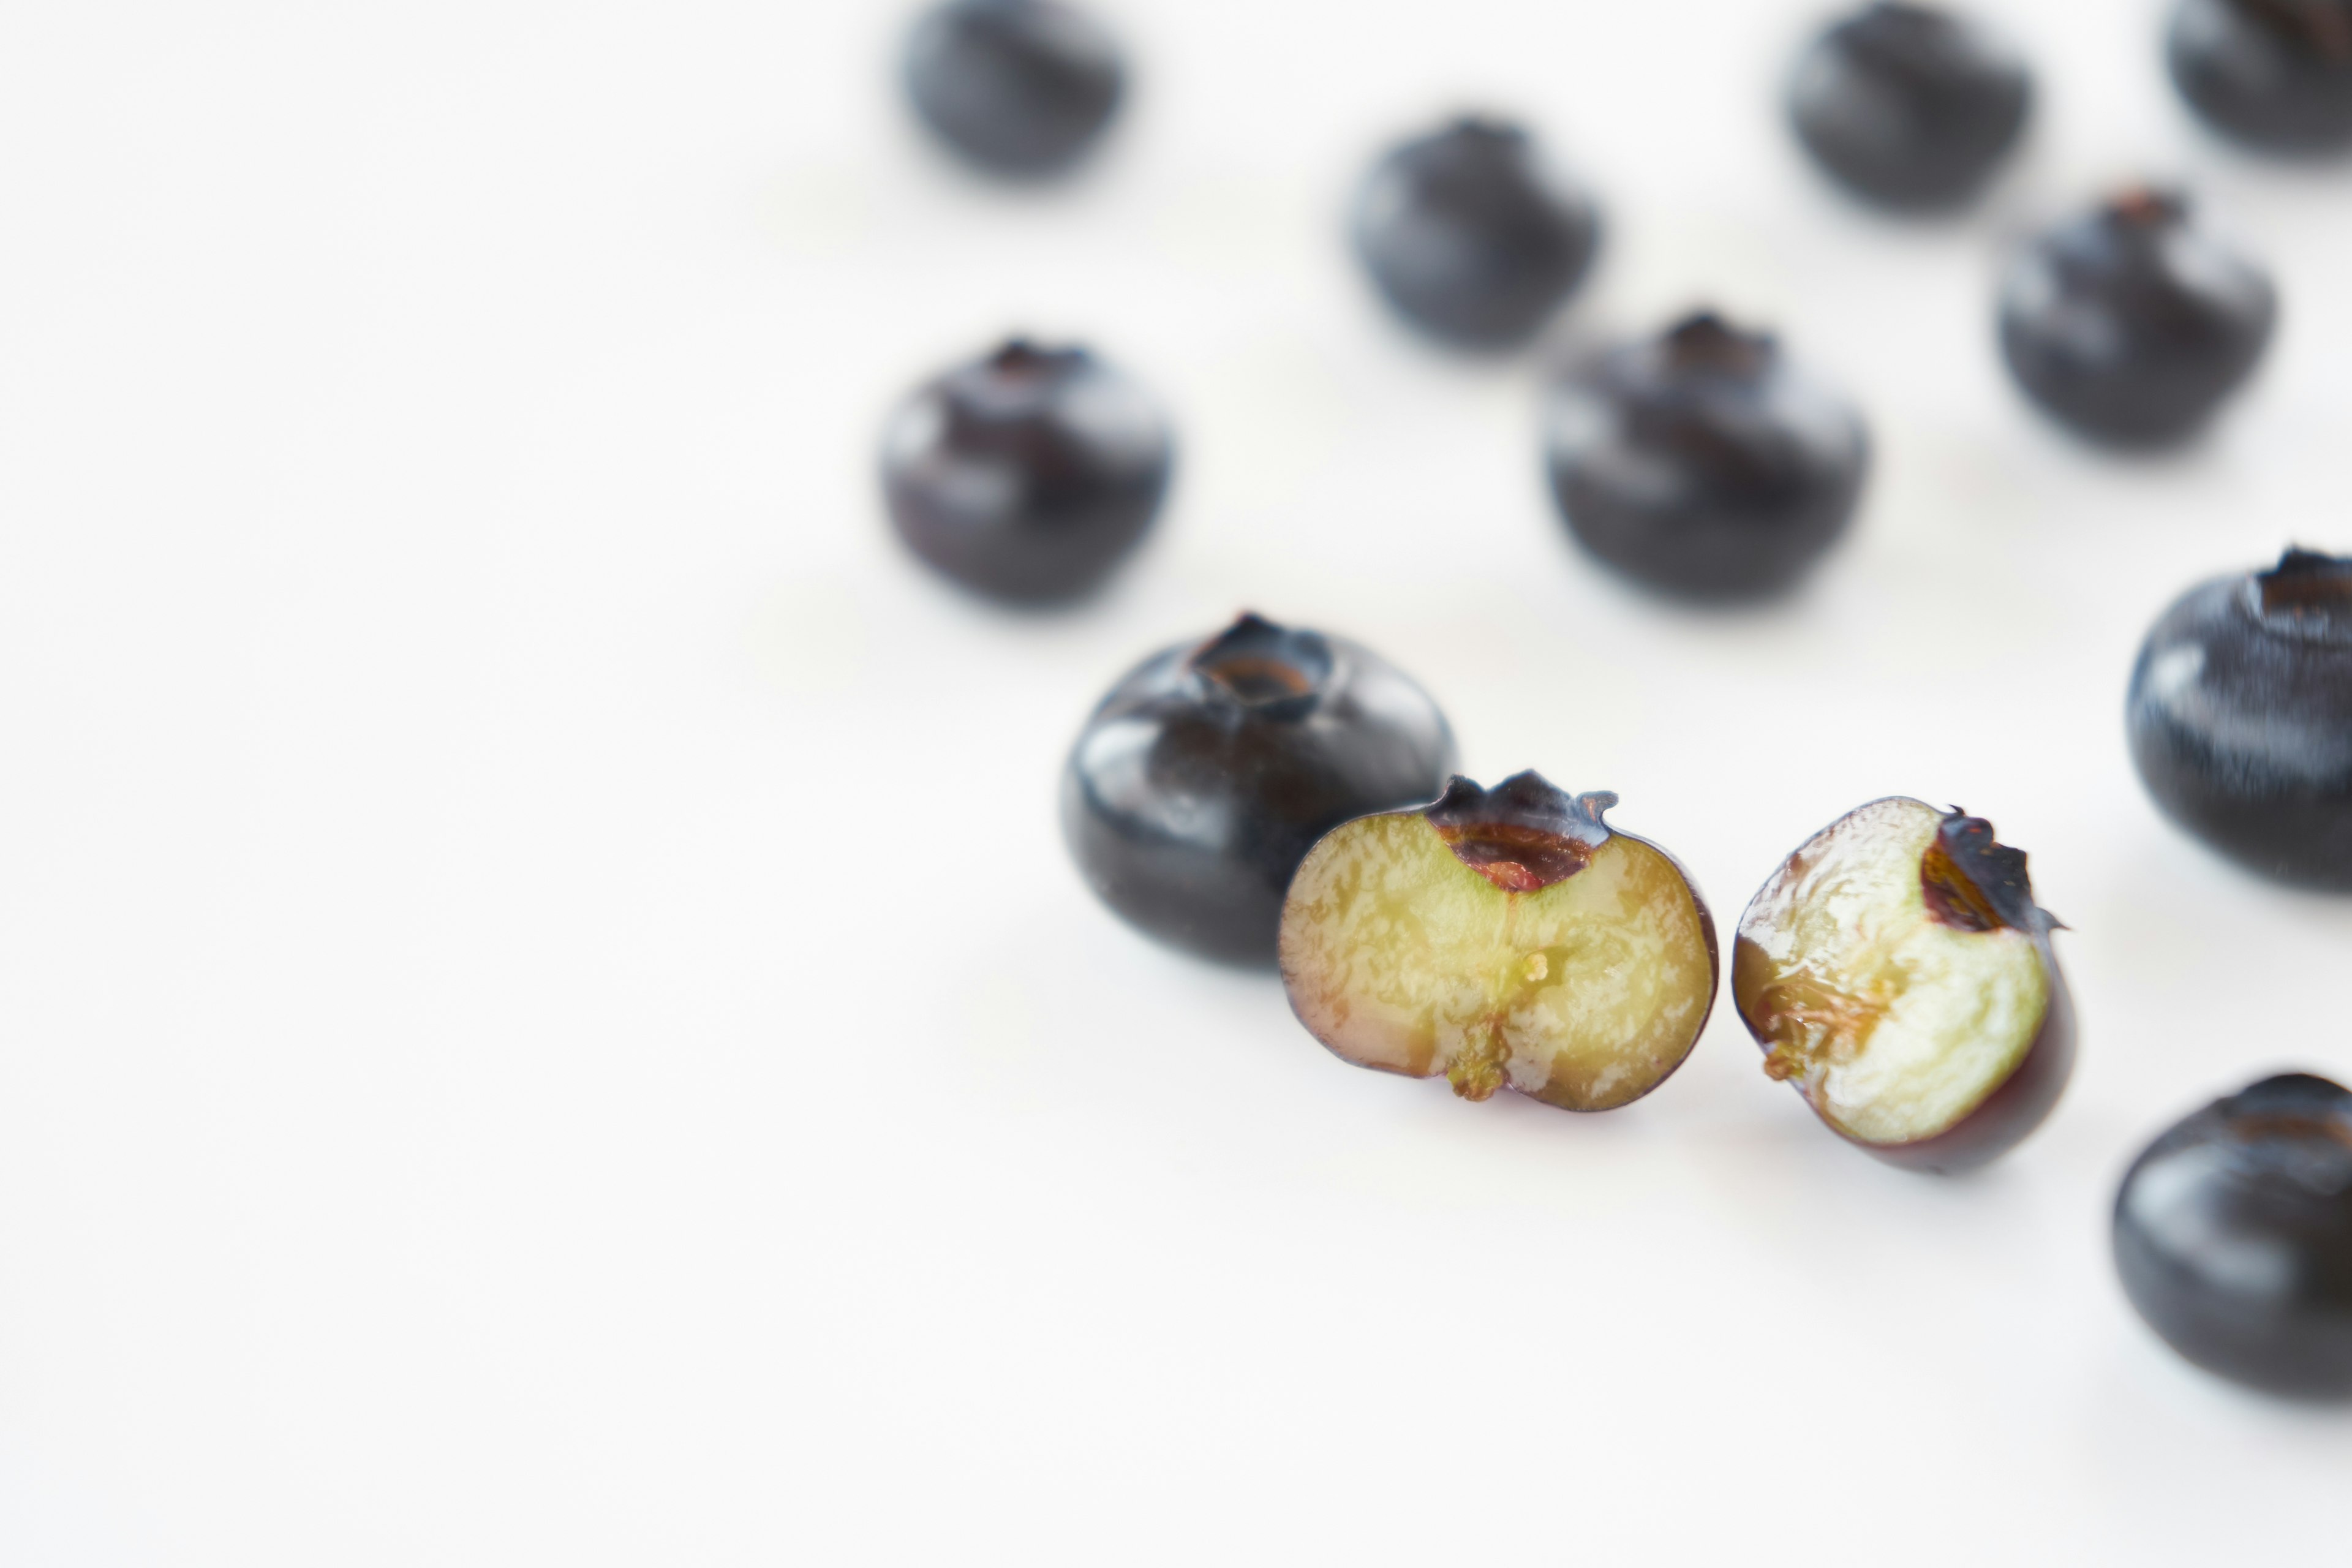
(1997, 190), (2276, 449)
(902, 0), (1125, 178)
(2115, 1072), (2352, 1398)
(2168, 0), (2352, 156)
(1544, 311), (1869, 601)
(1734, 799), (2075, 1172)
(1062, 614), (1455, 966)
(880, 339), (1171, 605)
(1349, 116), (1601, 351)
(2127, 549), (2352, 890)
(1788, 3), (2033, 211)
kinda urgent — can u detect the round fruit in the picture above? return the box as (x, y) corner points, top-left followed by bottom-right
(1733, 799), (2075, 1172)
(1544, 311), (1870, 601)
(902, 0), (1125, 178)
(879, 338), (1172, 605)
(2115, 1072), (2352, 1398)
(1063, 614), (1455, 966)
(1788, 2), (2033, 211)
(1280, 772), (1717, 1112)
(1997, 189), (2276, 449)
(1349, 116), (1602, 351)
(2127, 548), (2352, 891)
(2168, 0), (2352, 156)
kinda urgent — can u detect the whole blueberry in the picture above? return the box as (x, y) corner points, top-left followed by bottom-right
(1788, 3), (2034, 211)
(902, 0), (1125, 178)
(2168, 0), (2352, 156)
(2127, 549), (2352, 891)
(2115, 1072), (2352, 1398)
(1544, 311), (1870, 601)
(880, 339), (1172, 606)
(1063, 614), (1456, 965)
(1997, 189), (2276, 450)
(1350, 116), (1602, 352)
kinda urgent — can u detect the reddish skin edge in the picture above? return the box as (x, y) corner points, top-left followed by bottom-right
(1730, 914), (2078, 1174)
(1276, 813), (1721, 1114)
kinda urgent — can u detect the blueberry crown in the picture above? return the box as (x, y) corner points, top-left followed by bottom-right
(1425, 771), (1616, 892)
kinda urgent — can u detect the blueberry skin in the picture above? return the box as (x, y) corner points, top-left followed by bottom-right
(2127, 550), (2352, 891)
(2168, 0), (2352, 156)
(1544, 311), (1870, 601)
(1788, 2), (2033, 211)
(1350, 117), (1601, 352)
(880, 339), (1172, 605)
(2115, 1073), (2352, 1398)
(902, 0), (1125, 178)
(1063, 615), (1456, 966)
(1998, 190), (2276, 450)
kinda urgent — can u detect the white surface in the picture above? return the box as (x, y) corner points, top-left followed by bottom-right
(2, 1), (2349, 1562)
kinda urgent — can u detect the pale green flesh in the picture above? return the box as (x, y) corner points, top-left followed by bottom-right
(1278, 814), (1713, 1111)
(1737, 797), (2048, 1145)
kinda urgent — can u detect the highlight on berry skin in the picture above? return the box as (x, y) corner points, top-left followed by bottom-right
(2127, 548), (2352, 892)
(1278, 772), (1717, 1112)
(901, 0), (1126, 179)
(2114, 1071), (2352, 1399)
(1063, 614), (1455, 967)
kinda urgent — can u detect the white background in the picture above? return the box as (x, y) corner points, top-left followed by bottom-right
(1, 0), (2348, 1562)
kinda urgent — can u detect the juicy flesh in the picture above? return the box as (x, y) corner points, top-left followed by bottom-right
(1279, 813), (1713, 1111)
(1736, 798), (2048, 1145)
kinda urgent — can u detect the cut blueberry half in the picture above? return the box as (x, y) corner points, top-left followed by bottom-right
(1733, 798), (2075, 1171)
(1279, 772), (1717, 1112)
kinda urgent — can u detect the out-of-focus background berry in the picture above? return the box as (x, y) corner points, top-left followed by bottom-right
(0, 1), (2346, 1562)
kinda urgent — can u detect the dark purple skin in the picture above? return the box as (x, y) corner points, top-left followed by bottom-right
(902, 0), (1125, 178)
(2168, 0), (2352, 156)
(1788, 2), (2034, 211)
(1733, 804), (2075, 1174)
(1062, 614), (1456, 966)
(1349, 116), (1602, 352)
(2116, 1072), (2352, 1398)
(880, 339), (1172, 606)
(1545, 311), (1870, 601)
(1998, 189), (2277, 449)
(2127, 549), (2352, 891)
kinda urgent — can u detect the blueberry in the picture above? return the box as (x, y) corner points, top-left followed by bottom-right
(2115, 1072), (2352, 1398)
(1349, 116), (1602, 352)
(1788, 3), (2034, 211)
(880, 339), (1172, 605)
(2168, 0), (2352, 156)
(1543, 311), (1870, 601)
(1062, 614), (1456, 965)
(2127, 549), (2352, 891)
(1997, 189), (2276, 450)
(902, 0), (1125, 178)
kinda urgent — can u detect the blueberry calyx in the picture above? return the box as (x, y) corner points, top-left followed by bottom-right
(2103, 186), (2191, 233)
(1921, 809), (2059, 935)
(2238, 0), (2352, 57)
(1425, 771), (1617, 892)
(1185, 613), (1335, 716)
(1660, 311), (1777, 379)
(2248, 547), (2352, 643)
